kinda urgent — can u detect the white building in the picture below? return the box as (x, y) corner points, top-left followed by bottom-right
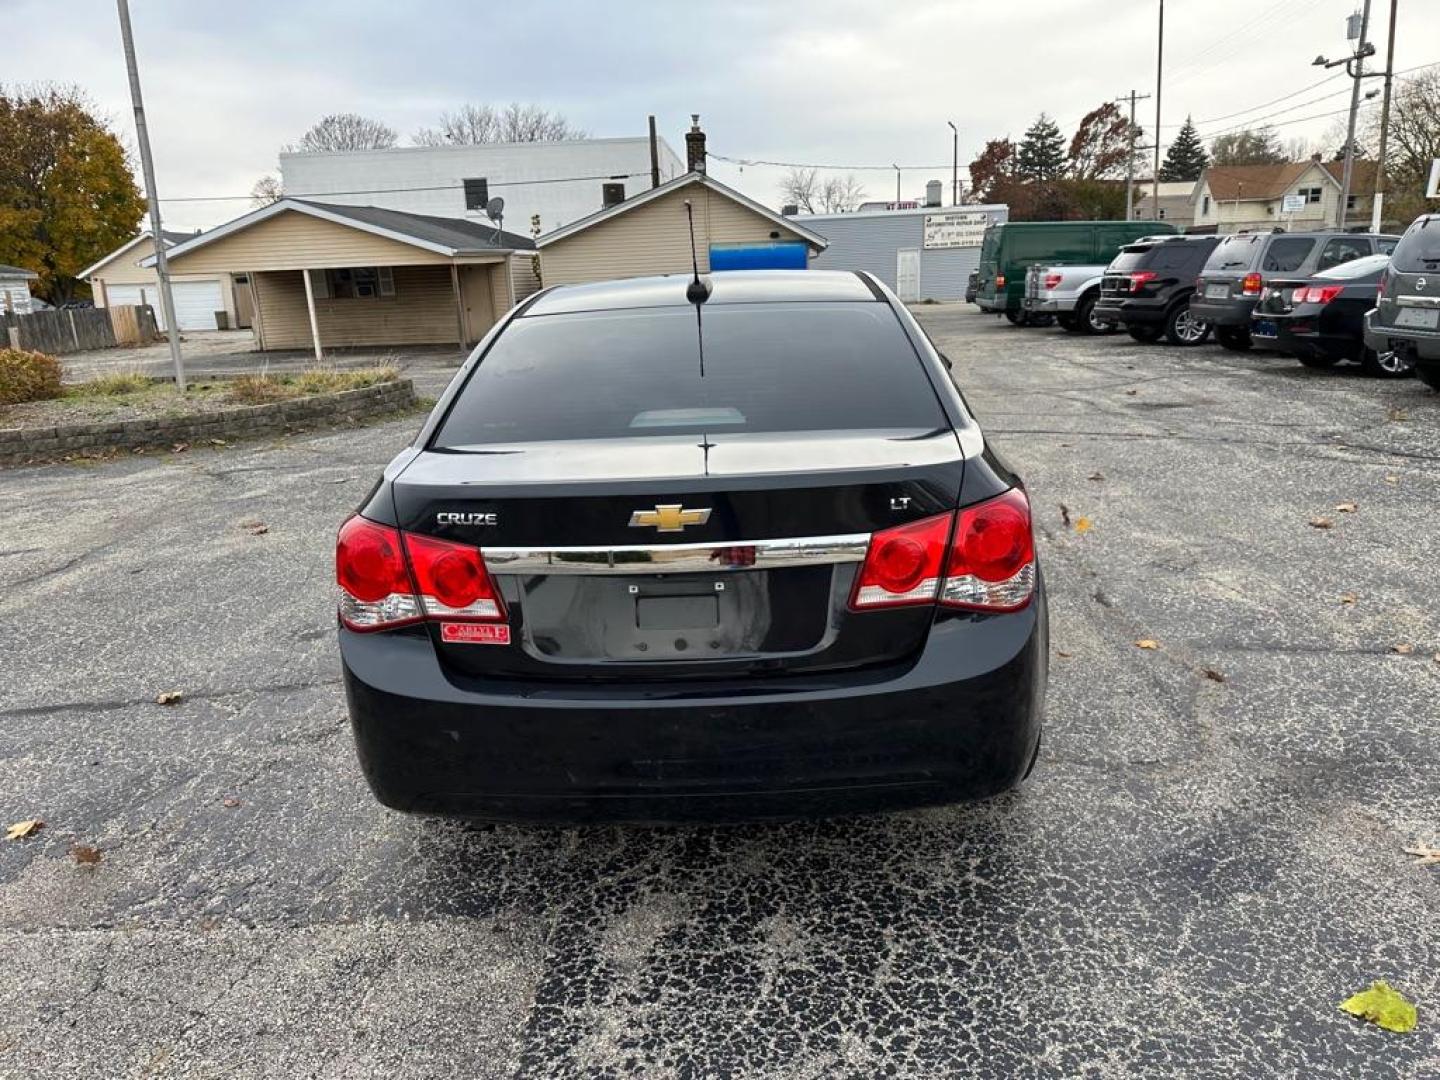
(280, 137), (685, 237)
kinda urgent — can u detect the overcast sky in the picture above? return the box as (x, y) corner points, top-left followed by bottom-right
(7, 0), (1438, 231)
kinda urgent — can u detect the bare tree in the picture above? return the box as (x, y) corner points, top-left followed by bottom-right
(250, 174), (283, 206)
(818, 174), (867, 213)
(414, 102), (584, 146)
(780, 167), (820, 213)
(294, 113), (397, 153)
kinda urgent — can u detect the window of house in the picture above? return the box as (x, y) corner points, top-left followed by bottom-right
(1299, 187), (1322, 204)
(464, 177), (490, 212)
(1158, 208), (1167, 219)
(319, 266), (395, 299)
(1346, 194), (1358, 210)
(1202, 195), (1211, 215)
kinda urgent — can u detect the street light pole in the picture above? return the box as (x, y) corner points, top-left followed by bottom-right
(893, 164), (901, 206)
(1337, 0), (1373, 228)
(116, 0), (184, 391)
(1372, 0), (1399, 232)
(1153, 0), (1164, 220)
(947, 121), (958, 206)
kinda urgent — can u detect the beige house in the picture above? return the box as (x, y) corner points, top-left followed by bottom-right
(146, 199), (537, 355)
(536, 171), (828, 286)
(78, 232), (244, 331)
(1134, 181), (1199, 229)
(1191, 160), (1378, 233)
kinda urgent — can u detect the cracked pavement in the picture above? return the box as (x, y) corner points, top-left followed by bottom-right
(1, 306), (1437, 1078)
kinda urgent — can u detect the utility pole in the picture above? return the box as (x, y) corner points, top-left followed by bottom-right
(1153, 0), (1164, 220)
(647, 115), (660, 189)
(1338, 0), (1373, 228)
(1117, 90), (1151, 220)
(116, 0), (184, 391)
(947, 121), (959, 206)
(1371, 0), (1398, 232)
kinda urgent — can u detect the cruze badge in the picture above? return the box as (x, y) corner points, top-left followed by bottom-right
(629, 504), (712, 532)
(436, 511), (498, 526)
(1418, 277), (1428, 291)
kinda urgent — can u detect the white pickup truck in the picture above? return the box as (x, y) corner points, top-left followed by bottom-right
(1021, 263), (1114, 334)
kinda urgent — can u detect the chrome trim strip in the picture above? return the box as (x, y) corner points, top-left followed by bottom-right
(1396, 295), (1440, 309)
(482, 533), (871, 575)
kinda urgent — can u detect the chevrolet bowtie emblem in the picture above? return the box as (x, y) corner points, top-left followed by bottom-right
(629, 504), (712, 532)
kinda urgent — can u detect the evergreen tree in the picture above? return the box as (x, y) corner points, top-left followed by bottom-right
(1158, 116), (1209, 181)
(1017, 114), (1067, 181)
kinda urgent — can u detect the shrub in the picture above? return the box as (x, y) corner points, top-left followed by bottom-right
(0, 348), (63, 406)
(226, 375), (288, 405)
(70, 370), (152, 397)
(293, 365), (399, 396)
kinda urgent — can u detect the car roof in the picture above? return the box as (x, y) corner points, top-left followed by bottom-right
(520, 270), (880, 317)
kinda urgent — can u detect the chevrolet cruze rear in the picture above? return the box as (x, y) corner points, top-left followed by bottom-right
(337, 270), (1047, 823)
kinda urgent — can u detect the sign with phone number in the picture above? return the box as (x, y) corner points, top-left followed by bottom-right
(923, 211), (991, 249)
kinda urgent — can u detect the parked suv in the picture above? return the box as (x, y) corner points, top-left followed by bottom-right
(1191, 230), (1399, 352)
(1094, 235), (1221, 346)
(1364, 214), (1440, 392)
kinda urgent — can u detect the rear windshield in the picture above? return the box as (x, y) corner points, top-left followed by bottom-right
(1390, 218), (1440, 271)
(434, 302), (947, 447)
(1261, 237), (1319, 272)
(1315, 253), (1390, 281)
(1204, 234), (1263, 272)
(1107, 247), (1152, 273)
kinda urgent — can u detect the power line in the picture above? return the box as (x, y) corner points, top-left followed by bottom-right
(707, 151), (954, 172)
(1191, 71), (1347, 126)
(158, 169), (655, 204)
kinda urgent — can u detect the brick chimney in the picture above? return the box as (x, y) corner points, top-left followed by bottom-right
(686, 114), (707, 175)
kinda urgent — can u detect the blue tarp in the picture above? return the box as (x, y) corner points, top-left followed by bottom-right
(708, 242), (809, 271)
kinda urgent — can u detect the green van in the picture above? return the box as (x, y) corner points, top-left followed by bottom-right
(975, 220), (1178, 323)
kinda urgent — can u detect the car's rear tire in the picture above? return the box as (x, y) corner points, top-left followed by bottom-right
(1163, 303), (1210, 346)
(1057, 313), (1079, 331)
(1216, 326), (1252, 352)
(1359, 347), (1415, 379)
(1298, 352), (1341, 370)
(1005, 309), (1026, 326)
(1076, 291), (1112, 335)
(1127, 324), (1162, 344)
(1415, 363), (1440, 391)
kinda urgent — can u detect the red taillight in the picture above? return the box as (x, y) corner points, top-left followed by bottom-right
(1128, 270), (1158, 291)
(850, 513), (951, 609)
(336, 517), (421, 630)
(1295, 285), (1344, 304)
(336, 517), (503, 631)
(1378, 270), (1389, 297)
(941, 489), (1036, 611)
(995, 274), (1006, 288)
(1043, 272), (1063, 290)
(849, 490), (1037, 613)
(404, 532), (505, 621)
(1241, 272), (1263, 296)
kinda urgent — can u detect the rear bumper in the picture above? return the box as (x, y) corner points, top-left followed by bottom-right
(1189, 297), (1255, 327)
(1253, 313), (1356, 360)
(340, 595), (1048, 824)
(1364, 309), (1440, 362)
(1095, 296), (1164, 326)
(1022, 297), (1070, 314)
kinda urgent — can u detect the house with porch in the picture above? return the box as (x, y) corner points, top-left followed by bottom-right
(1191, 159), (1378, 233)
(145, 199), (536, 356)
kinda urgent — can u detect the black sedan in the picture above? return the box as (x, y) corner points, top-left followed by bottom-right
(1251, 253), (1412, 378)
(336, 270), (1047, 824)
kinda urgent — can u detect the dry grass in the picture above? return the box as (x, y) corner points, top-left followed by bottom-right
(67, 370), (153, 397)
(227, 365), (400, 405)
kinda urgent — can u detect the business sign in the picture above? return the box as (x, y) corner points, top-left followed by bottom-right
(1281, 193), (1307, 214)
(1426, 158), (1440, 199)
(923, 210), (991, 249)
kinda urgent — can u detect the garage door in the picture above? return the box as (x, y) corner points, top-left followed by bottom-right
(106, 280), (225, 331)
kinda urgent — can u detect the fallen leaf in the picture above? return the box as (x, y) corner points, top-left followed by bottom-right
(1387, 407), (1408, 422)
(1403, 843), (1440, 866)
(155, 690), (183, 705)
(1433, 652), (1440, 664)
(171, 442), (189, 454)
(71, 844), (102, 865)
(1134, 639), (1160, 650)
(240, 520), (269, 536)
(1202, 668), (1226, 683)
(1055, 650), (1073, 659)
(1339, 593), (1358, 605)
(222, 797), (240, 809)
(1334, 502), (1358, 513)
(1339, 981), (1417, 1033)
(1059, 503), (1072, 527)
(1088, 471), (1105, 482)
(1309, 517), (1334, 530)
(1125, 389), (1139, 396)
(1074, 517), (1093, 535)
(209, 438), (228, 447)
(1383, 474), (1399, 485)
(199, 916), (222, 931)
(5, 820), (44, 841)
(1391, 643), (1414, 655)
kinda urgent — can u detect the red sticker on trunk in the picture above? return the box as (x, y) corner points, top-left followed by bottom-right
(440, 622), (511, 645)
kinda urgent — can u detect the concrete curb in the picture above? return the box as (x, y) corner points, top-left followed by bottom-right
(0, 379), (417, 467)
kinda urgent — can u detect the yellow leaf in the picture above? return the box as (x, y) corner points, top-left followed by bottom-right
(1383, 475), (1399, 485)
(1403, 843), (1440, 866)
(1309, 517), (1334, 530)
(5, 820), (44, 841)
(1134, 639), (1160, 650)
(1339, 980), (1417, 1033)
(1392, 643), (1414, 655)
(1074, 517), (1092, 534)
(1334, 502), (1358, 513)
(155, 691), (183, 705)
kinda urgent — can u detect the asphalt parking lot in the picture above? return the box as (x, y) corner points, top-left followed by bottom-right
(2, 304), (1438, 1078)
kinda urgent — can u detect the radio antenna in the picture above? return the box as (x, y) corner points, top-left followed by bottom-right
(683, 199), (710, 304)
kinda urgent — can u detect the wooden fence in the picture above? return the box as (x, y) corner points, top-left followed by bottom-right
(2, 305), (158, 355)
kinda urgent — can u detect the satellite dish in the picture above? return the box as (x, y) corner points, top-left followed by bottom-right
(485, 197), (505, 222)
